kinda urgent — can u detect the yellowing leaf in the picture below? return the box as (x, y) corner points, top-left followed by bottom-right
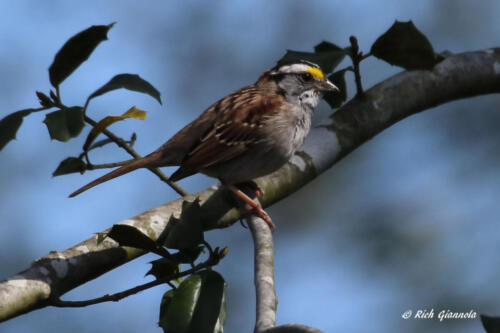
(83, 106), (146, 151)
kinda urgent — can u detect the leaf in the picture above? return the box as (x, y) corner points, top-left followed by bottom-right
(43, 107), (85, 142)
(170, 246), (204, 264)
(481, 315), (500, 333)
(107, 224), (158, 252)
(146, 258), (179, 280)
(52, 157), (86, 176)
(314, 41), (343, 53)
(277, 49), (346, 74)
(0, 109), (34, 151)
(164, 199), (204, 251)
(213, 282), (227, 333)
(159, 289), (175, 328)
(83, 106), (147, 151)
(323, 69), (347, 108)
(87, 73), (162, 105)
(49, 23), (115, 87)
(371, 20), (440, 70)
(159, 270), (226, 333)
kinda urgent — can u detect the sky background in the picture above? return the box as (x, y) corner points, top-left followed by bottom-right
(1, 1), (499, 332)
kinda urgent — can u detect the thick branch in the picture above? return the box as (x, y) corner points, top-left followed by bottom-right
(0, 48), (499, 322)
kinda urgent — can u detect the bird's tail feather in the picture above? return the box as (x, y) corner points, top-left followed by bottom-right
(69, 151), (161, 198)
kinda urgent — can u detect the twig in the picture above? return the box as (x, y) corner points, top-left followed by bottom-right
(247, 212), (277, 332)
(51, 248), (222, 307)
(349, 36), (365, 98)
(83, 115), (188, 197)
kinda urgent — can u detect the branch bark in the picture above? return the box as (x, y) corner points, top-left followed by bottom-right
(0, 48), (499, 322)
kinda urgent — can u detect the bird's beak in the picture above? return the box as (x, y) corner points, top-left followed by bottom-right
(319, 79), (339, 92)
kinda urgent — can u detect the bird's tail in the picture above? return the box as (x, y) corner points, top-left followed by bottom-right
(68, 151), (162, 198)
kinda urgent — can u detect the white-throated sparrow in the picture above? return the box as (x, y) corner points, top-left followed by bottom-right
(70, 60), (338, 230)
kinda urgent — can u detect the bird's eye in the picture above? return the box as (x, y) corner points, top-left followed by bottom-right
(300, 73), (313, 81)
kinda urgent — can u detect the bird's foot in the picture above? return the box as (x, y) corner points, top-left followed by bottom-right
(226, 184), (274, 232)
(234, 181), (263, 199)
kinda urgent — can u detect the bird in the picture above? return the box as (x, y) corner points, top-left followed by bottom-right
(69, 60), (338, 230)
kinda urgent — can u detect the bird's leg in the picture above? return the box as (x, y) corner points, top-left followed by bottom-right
(226, 183), (274, 232)
(234, 180), (263, 199)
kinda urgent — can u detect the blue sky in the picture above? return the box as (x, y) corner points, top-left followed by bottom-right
(1, 1), (499, 332)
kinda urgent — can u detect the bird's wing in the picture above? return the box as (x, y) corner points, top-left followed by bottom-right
(169, 87), (283, 181)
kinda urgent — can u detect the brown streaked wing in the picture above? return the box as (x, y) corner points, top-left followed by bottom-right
(169, 88), (283, 181)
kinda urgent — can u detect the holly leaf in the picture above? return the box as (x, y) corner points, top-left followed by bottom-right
(314, 41), (343, 53)
(43, 107), (85, 142)
(107, 224), (158, 252)
(146, 258), (179, 280)
(323, 69), (347, 108)
(87, 73), (162, 105)
(0, 109), (35, 151)
(52, 157), (86, 176)
(159, 270), (226, 333)
(277, 41), (346, 74)
(481, 314), (500, 333)
(49, 23), (115, 87)
(83, 106), (146, 151)
(170, 246), (204, 264)
(371, 20), (440, 70)
(163, 199), (204, 251)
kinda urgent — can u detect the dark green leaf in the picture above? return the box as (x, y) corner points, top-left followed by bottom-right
(323, 69), (347, 108)
(159, 273), (202, 333)
(190, 270), (225, 333)
(159, 289), (175, 329)
(214, 282), (227, 333)
(0, 109), (34, 151)
(147, 258), (179, 279)
(107, 224), (158, 252)
(49, 23), (115, 87)
(43, 107), (85, 142)
(481, 314), (500, 333)
(164, 199), (204, 250)
(52, 157), (86, 176)
(87, 74), (162, 105)
(159, 270), (225, 333)
(371, 20), (440, 70)
(170, 246), (204, 264)
(277, 48), (346, 74)
(314, 41), (343, 53)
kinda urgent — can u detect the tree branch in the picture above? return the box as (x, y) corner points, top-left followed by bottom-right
(247, 213), (277, 332)
(1, 48), (499, 322)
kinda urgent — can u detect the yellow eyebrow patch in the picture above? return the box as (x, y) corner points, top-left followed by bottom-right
(307, 67), (325, 79)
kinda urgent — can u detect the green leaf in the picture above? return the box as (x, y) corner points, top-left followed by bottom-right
(159, 270), (226, 333)
(481, 314), (500, 333)
(0, 109), (34, 151)
(43, 107), (85, 142)
(189, 271), (226, 333)
(159, 289), (175, 327)
(323, 69), (347, 108)
(371, 20), (440, 70)
(147, 258), (179, 280)
(277, 48), (346, 74)
(214, 282), (227, 333)
(107, 224), (158, 252)
(52, 157), (86, 176)
(164, 199), (204, 250)
(87, 74), (162, 105)
(170, 246), (204, 264)
(49, 23), (115, 87)
(314, 41), (343, 53)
